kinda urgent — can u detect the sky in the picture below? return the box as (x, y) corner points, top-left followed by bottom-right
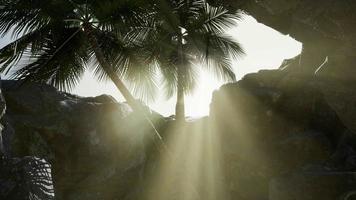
(72, 15), (302, 117)
(0, 15), (302, 117)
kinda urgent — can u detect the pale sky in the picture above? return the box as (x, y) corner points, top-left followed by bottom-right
(73, 15), (302, 117)
(0, 15), (302, 117)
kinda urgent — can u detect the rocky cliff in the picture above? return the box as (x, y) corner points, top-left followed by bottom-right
(205, 2), (356, 198)
(210, 69), (356, 199)
(0, 80), (165, 200)
(209, 0), (356, 78)
(2, 70), (356, 200)
(1, 1), (356, 199)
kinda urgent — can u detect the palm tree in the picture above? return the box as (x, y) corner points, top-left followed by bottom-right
(0, 0), (165, 141)
(0, 0), (155, 105)
(138, 0), (244, 121)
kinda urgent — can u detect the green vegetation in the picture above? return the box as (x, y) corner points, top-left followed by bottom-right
(0, 0), (152, 108)
(135, 0), (244, 121)
(0, 0), (243, 121)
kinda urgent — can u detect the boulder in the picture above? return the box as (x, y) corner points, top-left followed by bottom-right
(0, 78), (54, 199)
(211, 69), (356, 200)
(270, 172), (356, 200)
(0, 80), (165, 200)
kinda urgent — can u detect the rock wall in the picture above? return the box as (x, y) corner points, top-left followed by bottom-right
(0, 80), (164, 200)
(205, 2), (356, 197)
(210, 69), (356, 199)
(2, 70), (356, 200)
(0, 79), (55, 199)
(1, 1), (356, 199)
(209, 0), (356, 78)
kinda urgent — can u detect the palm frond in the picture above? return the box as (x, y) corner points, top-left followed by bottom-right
(0, 26), (73, 73)
(187, 2), (241, 34)
(90, 28), (159, 103)
(152, 0), (181, 31)
(0, 0), (64, 37)
(158, 58), (178, 99)
(11, 28), (89, 91)
(205, 55), (235, 81)
(187, 31), (244, 81)
(176, 0), (204, 23)
(138, 1), (244, 98)
(90, 0), (152, 34)
(1, 157), (54, 200)
(196, 32), (244, 59)
(89, 28), (126, 81)
(182, 58), (198, 95)
(120, 54), (158, 103)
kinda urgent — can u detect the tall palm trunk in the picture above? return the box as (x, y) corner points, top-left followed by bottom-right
(175, 33), (185, 122)
(83, 24), (166, 146)
(83, 25), (138, 109)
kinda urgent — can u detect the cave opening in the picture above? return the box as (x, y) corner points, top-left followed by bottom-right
(73, 15), (302, 118)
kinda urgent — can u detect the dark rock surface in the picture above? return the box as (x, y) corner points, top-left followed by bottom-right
(0, 80), (164, 200)
(205, 4), (356, 197)
(2, 71), (356, 200)
(270, 172), (356, 200)
(0, 79), (55, 199)
(1, 73), (356, 200)
(209, 0), (356, 76)
(0, 157), (54, 200)
(1, 1), (356, 199)
(211, 69), (356, 200)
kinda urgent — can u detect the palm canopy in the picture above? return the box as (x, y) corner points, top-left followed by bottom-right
(135, 0), (244, 119)
(143, 0), (243, 96)
(0, 0), (157, 101)
(0, 0), (244, 118)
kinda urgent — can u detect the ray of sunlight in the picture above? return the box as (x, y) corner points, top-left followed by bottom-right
(72, 15), (302, 118)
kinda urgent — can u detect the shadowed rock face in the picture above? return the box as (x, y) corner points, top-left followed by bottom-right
(211, 69), (356, 200)
(205, 2), (356, 198)
(0, 80), (164, 200)
(269, 172), (356, 200)
(210, 0), (356, 78)
(213, 0), (356, 49)
(0, 80), (55, 199)
(1, 2), (356, 199)
(2, 70), (356, 200)
(0, 157), (54, 199)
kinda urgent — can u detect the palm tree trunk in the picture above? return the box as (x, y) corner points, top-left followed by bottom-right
(83, 25), (138, 109)
(175, 33), (185, 122)
(83, 24), (166, 146)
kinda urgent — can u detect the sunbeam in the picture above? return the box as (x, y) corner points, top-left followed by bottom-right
(71, 14), (302, 118)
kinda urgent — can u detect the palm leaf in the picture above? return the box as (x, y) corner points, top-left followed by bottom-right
(0, 26), (52, 74)
(187, 32), (243, 81)
(200, 3), (240, 33)
(158, 58), (178, 99)
(135, 1), (244, 99)
(12, 28), (89, 91)
(89, 27), (159, 102)
(0, 0), (73, 37)
(182, 58), (198, 95)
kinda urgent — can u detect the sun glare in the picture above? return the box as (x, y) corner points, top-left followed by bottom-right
(140, 117), (228, 200)
(72, 15), (302, 117)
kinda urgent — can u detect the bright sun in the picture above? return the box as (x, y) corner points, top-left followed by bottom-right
(72, 15), (302, 117)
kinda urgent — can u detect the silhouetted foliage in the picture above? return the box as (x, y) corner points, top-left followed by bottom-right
(0, 157), (54, 200)
(0, 0), (156, 102)
(133, 0), (244, 120)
